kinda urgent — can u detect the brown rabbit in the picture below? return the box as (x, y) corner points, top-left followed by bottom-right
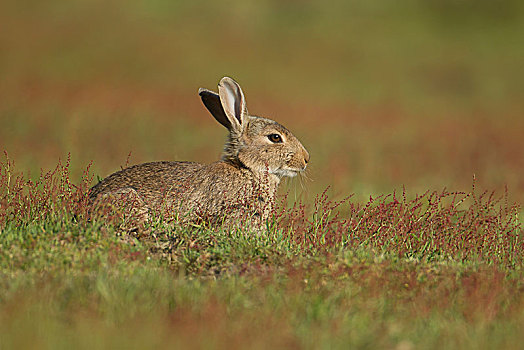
(89, 77), (309, 231)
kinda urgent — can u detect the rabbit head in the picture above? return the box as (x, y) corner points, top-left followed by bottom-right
(199, 77), (309, 178)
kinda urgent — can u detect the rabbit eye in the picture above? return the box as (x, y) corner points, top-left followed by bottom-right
(267, 134), (283, 143)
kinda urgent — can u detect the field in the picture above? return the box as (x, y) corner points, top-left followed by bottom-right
(1, 0), (523, 348)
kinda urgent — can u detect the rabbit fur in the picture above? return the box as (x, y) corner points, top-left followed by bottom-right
(89, 77), (309, 230)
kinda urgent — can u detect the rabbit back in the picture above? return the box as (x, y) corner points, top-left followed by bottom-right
(89, 160), (277, 226)
(90, 161), (203, 209)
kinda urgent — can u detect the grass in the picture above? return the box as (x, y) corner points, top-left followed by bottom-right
(1, 0), (524, 348)
(0, 155), (522, 349)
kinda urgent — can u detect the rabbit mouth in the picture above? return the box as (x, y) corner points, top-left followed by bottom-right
(271, 167), (303, 178)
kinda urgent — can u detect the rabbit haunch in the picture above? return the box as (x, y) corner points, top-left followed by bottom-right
(89, 77), (309, 229)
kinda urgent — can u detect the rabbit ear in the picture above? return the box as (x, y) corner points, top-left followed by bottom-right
(198, 88), (232, 130)
(218, 77), (248, 132)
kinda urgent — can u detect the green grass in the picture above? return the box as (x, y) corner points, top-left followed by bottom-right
(0, 159), (522, 349)
(0, 220), (522, 349)
(1, 221), (523, 349)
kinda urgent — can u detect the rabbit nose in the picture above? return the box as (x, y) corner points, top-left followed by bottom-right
(303, 149), (310, 167)
(304, 150), (310, 164)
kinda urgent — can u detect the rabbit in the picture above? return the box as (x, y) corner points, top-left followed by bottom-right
(89, 77), (309, 231)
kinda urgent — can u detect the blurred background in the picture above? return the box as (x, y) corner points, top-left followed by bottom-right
(1, 0), (523, 204)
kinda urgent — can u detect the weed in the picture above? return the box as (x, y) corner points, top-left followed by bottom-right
(0, 157), (522, 349)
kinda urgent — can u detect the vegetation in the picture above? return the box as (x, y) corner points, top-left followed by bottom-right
(1, 0), (523, 348)
(1, 153), (522, 349)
